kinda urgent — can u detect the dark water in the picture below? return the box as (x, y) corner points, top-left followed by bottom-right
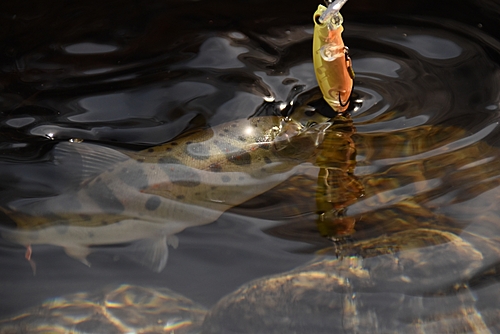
(1, 0), (500, 331)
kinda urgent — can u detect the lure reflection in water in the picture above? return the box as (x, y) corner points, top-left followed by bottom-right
(314, 115), (363, 237)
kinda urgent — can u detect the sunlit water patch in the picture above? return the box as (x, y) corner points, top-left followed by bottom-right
(1, 0), (500, 332)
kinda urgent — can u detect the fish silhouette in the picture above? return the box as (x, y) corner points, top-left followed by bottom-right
(2, 116), (330, 272)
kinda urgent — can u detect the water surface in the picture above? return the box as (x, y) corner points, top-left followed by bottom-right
(1, 0), (500, 331)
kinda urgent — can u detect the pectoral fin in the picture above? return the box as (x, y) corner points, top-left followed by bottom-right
(63, 245), (91, 267)
(128, 236), (169, 273)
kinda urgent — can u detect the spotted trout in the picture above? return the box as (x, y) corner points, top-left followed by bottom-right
(2, 116), (329, 272)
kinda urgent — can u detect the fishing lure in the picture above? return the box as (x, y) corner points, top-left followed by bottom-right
(313, 0), (354, 113)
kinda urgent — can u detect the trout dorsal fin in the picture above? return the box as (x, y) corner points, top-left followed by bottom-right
(54, 142), (130, 183)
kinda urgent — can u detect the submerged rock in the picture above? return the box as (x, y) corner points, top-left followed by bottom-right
(202, 229), (497, 333)
(0, 284), (207, 334)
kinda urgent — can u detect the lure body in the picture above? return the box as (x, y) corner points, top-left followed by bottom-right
(313, 3), (354, 113)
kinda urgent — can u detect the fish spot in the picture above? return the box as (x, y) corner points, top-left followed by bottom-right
(166, 147), (172, 152)
(136, 158), (144, 163)
(147, 148), (154, 153)
(231, 123), (237, 128)
(158, 157), (201, 187)
(209, 163), (223, 173)
(214, 141), (252, 165)
(171, 142), (178, 146)
(219, 133), (225, 137)
(145, 196), (161, 211)
(238, 136), (246, 142)
(176, 195), (185, 200)
(186, 142), (210, 160)
(264, 156), (272, 164)
(238, 176), (245, 181)
(223, 129), (229, 133)
(117, 166), (149, 189)
(86, 182), (125, 214)
(87, 231), (95, 238)
(221, 175), (231, 183)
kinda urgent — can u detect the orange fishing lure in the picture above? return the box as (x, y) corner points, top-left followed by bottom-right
(313, 0), (354, 113)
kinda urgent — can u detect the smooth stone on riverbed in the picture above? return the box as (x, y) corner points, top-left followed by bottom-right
(0, 284), (207, 334)
(201, 228), (491, 333)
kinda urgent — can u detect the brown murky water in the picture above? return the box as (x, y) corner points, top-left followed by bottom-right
(1, 0), (500, 332)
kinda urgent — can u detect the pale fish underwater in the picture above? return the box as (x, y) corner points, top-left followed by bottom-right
(1, 116), (330, 272)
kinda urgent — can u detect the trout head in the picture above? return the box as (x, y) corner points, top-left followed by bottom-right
(271, 117), (330, 161)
